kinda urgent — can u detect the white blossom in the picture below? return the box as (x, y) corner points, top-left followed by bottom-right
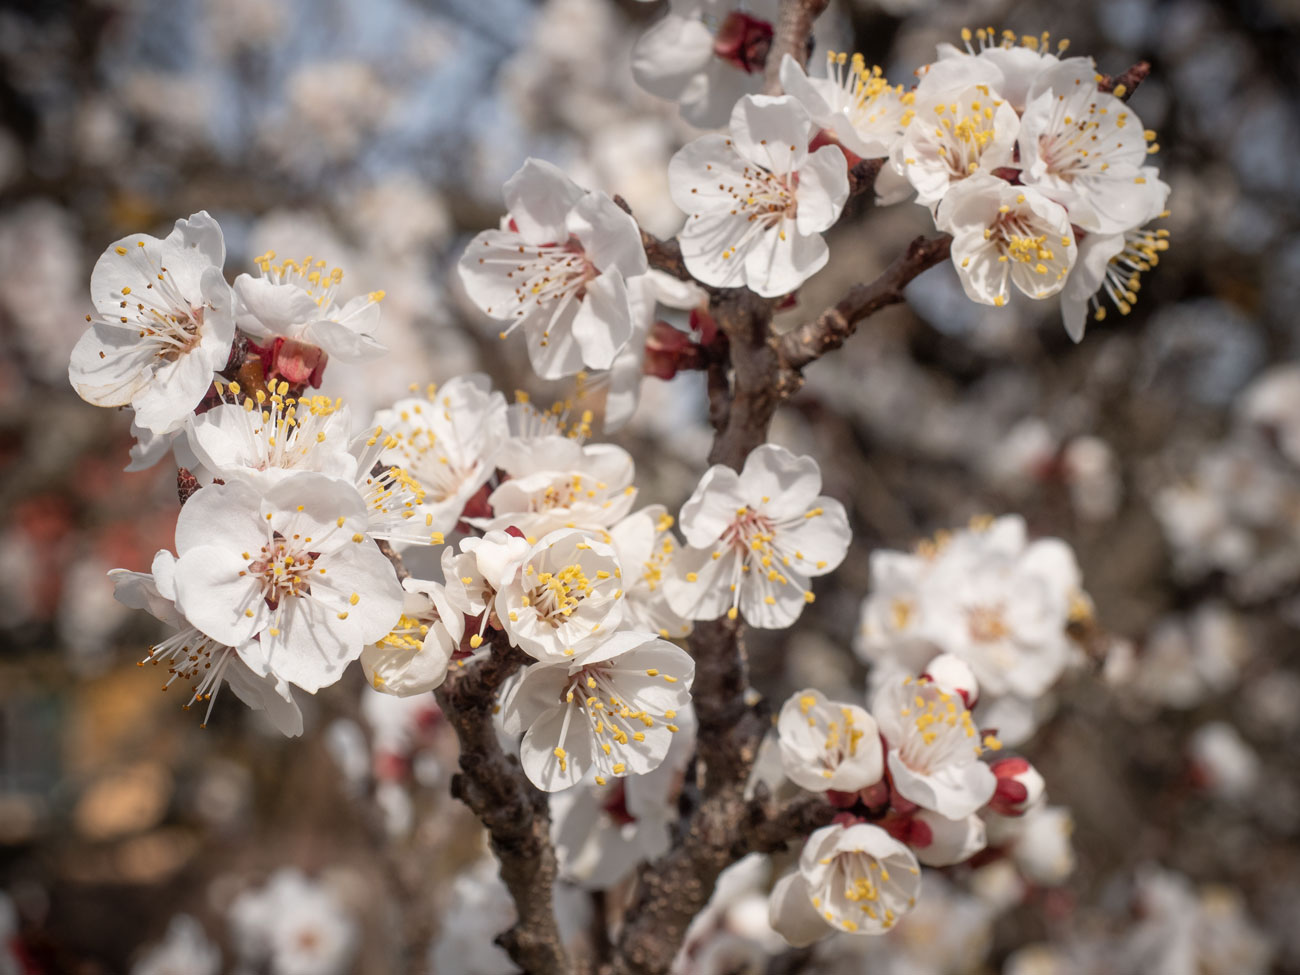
(1059, 212), (1169, 341)
(68, 211), (234, 435)
(776, 688), (883, 793)
(494, 528), (626, 663)
(441, 529), (532, 647)
(360, 578), (464, 696)
(893, 64), (1019, 208)
(608, 504), (693, 640)
(473, 435), (638, 537)
(872, 675), (997, 820)
(171, 473), (404, 693)
(228, 869), (357, 975)
(669, 95), (848, 297)
(458, 159), (647, 380)
(856, 516), (1084, 703)
(504, 631), (694, 791)
(185, 382), (357, 483)
(665, 444), (849, 629)
(1018, 61), (1169, 235)
(365, 374), (509, 535)
(235, 249), (387, 364)
(937, 175), (1077, 307)
(769, 823), (921, 943)
(110, 550), (303, 736)
(933, 28), (1086, 112)
(910, 809), (988, 867)
(778, 52), (912, 160)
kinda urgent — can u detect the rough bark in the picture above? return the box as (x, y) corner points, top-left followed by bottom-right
(434, 638), (571, 975)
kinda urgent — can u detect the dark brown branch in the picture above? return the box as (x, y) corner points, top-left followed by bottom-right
(1098, 60), (1151, 98)
(610, 790), (833, 975)
(847, 157), (886, 202)
(614, 195), (693, 282)
(435, 638), (570, 975)
(778, 233), (953, 372)
(763, 0), (830, 95)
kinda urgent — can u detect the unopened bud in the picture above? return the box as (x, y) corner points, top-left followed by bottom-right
(923, 653), (980, 708)
(988, 757), (1045, 816)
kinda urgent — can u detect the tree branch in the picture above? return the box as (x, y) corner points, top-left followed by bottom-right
(763, 0), (830, 95)
(778, 233), (953, 372)
(609, 789), (833, 975)
(614, 195), (693, 282)
(434, 638), (571, 975)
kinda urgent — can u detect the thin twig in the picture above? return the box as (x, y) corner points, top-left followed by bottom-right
(777, 234), (953, 372)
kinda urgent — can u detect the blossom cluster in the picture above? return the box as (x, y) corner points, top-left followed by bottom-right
(764, 668), (1059, 945)
(628, 15), (1172, 340)
(763, 516), (1087, 947)
(73, 212), (858, 808)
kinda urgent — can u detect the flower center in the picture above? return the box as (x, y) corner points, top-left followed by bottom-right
(896, 679), (981, 770)
(967, 604), (1010, 642)
(248, 536), (317, 608)
(527, 560), (601, 625)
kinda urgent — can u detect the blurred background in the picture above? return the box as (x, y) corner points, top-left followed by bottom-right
(1, 0), (1298, 971)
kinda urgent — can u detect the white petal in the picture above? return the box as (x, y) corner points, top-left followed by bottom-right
(768, 872), (832, 948)
(793, 145), (849, 236)
(503, 158), (586, 244)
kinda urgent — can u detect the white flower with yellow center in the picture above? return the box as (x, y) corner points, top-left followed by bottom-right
(441, 529), (531, 649)
(1059, 203), (1170, 341)
(608, 504), (692, 640)
(503, 631), (694, 791)
(1018, 60), (1169, 236)
(457, 158), (648, 381)
(893, 68), (1020, 208)
(933, 28), (1084, 113)
(473, 435), (638, 538)
(664, 444), (850, 629)
(172, 472), (404, 693)
(68, 211), (234, 435)
(776, 689), (883, 793)
(360, 578), (464, 696)
(366, 374), (509, 536)
(872, 676), (996, 820)
(186, 381), (357, 483)
(769, 823), (921, 944)
(495, 529), (627, 663)
(914, 516), (1081, 699)
(234, 250), (387, 362)
(778, 52), (913, 160)
(669, 94), (849, 297)
(110, 550), (302, 736)
(937, 175), (1077, 307)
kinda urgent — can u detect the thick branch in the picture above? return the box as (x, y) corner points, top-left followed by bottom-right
(435, 639), (570, 975)
(763, 0), (829, 95)
(778, 234), (952, 371)
(610, 790), (833, 975)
